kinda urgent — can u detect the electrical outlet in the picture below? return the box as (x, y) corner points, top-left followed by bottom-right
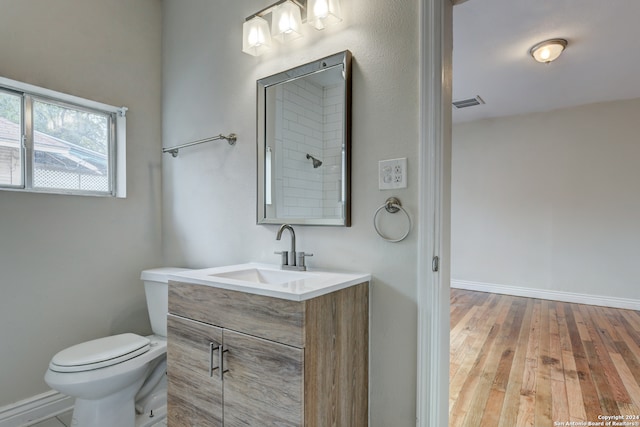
(379, 158), (407, 190)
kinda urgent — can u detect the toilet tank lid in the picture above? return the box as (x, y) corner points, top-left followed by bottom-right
(51, 333), (150, 368)
(140, 267), (190, 283)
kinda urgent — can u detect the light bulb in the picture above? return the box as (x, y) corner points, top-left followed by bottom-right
(248, 27), (261, 46)
(540, 48), (551, 61)
(314, 0), (329, 18)
(279, 15), (293, 33)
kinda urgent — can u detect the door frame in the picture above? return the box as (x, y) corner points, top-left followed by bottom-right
(416, 0), (453, 426)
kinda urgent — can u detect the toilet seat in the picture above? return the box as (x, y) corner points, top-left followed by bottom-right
(50, 333), (150, 373)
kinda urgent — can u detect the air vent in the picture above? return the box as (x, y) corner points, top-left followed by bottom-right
(453, 95), (485, 109)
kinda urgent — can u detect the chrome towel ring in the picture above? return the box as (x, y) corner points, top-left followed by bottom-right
(373, 197), (411, 243)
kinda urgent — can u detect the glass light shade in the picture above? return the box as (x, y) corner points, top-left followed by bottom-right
(242, 16), (272, 56)
(272, 0), (303, 42)
(530, 39), (567, 63)
(307, 0), (342, 30)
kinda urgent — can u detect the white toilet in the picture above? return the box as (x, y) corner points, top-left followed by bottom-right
(45, 268), (188, 427)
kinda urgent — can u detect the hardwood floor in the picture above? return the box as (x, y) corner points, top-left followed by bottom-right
(450, 289), (640, 426)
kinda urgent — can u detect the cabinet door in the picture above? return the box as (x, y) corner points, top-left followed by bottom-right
(167, 314), (223, 427)
(223, 329), (304, 426)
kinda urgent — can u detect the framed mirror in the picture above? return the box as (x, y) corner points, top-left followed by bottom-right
(257, 51), (352, 226)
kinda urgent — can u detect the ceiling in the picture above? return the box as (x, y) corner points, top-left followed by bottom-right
(452, 0), (640, 123)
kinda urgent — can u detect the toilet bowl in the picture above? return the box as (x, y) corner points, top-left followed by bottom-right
(44, 268), (188, 427)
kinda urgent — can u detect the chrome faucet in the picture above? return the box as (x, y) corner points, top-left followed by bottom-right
(276, 224), (296, 265)
(275, 224), (313, 270)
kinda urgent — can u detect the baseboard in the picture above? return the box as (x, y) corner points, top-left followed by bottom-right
(0, 391), (73, 427)
(451, 279), (640, 311)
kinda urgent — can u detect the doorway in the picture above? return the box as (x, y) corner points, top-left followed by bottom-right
(445, 0), (640, 425)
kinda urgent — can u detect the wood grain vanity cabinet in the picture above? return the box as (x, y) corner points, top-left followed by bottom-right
(166, 280), (369, 427)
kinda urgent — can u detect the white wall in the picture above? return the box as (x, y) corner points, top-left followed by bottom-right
(162, 0), (420, 425)
(452, 98), (640, 302)
(0, 0), (163, 406)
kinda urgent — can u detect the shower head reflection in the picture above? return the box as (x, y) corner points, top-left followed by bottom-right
(306, 154), (323, 168)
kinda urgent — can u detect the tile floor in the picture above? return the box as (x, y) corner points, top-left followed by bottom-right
(28, 410), (72, 427)
(28, 409), (167, 427)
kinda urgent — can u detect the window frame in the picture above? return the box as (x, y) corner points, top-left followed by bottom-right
(0, 76), (127, 198)
(0, 86), (24, 189)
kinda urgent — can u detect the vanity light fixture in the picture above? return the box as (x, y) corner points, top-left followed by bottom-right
(272, 0), (304, 42)
(530, 38), (568, 64)
(307, 0), (342, 30)
(242, 16), (272, 56)
(242, 0), (342, 56)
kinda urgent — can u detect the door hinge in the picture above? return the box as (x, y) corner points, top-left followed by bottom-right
(432, 256), (439, 272)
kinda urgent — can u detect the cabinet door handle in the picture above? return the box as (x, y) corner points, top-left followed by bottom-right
(218, 344), (223, 380)
(219, 346), (229, 381)
(208, 342), (229, 380)
(209, 342), (220, 377)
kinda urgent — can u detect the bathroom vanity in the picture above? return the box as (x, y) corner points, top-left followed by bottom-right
(165, 264), (370, 426)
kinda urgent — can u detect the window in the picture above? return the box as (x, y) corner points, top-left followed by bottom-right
(0, 76), (126, 197)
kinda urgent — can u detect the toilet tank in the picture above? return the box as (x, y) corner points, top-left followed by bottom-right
(140, 268), (190, 337)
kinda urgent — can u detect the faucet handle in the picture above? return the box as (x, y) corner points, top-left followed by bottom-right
(297, 252), (314, 270)
(274, 251), (288, 266)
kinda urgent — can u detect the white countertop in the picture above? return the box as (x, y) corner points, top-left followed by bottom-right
(167, 263), (371, 301)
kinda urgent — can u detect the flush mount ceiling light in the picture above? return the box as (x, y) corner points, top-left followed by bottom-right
(242, 0), (342, 56)
(529, 38), (568, 63)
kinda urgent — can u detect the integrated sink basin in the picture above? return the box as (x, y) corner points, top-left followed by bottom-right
(168, 263), (371, 301)
(209, 267), (308, 285)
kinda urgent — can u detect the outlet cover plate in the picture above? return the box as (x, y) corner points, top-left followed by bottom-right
(379, 158), (407, 190)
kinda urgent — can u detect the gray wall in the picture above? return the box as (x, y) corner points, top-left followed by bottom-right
(452, 98), (640, 301)
(0, 0), (163, 406)
(162, 0), (420, 425)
